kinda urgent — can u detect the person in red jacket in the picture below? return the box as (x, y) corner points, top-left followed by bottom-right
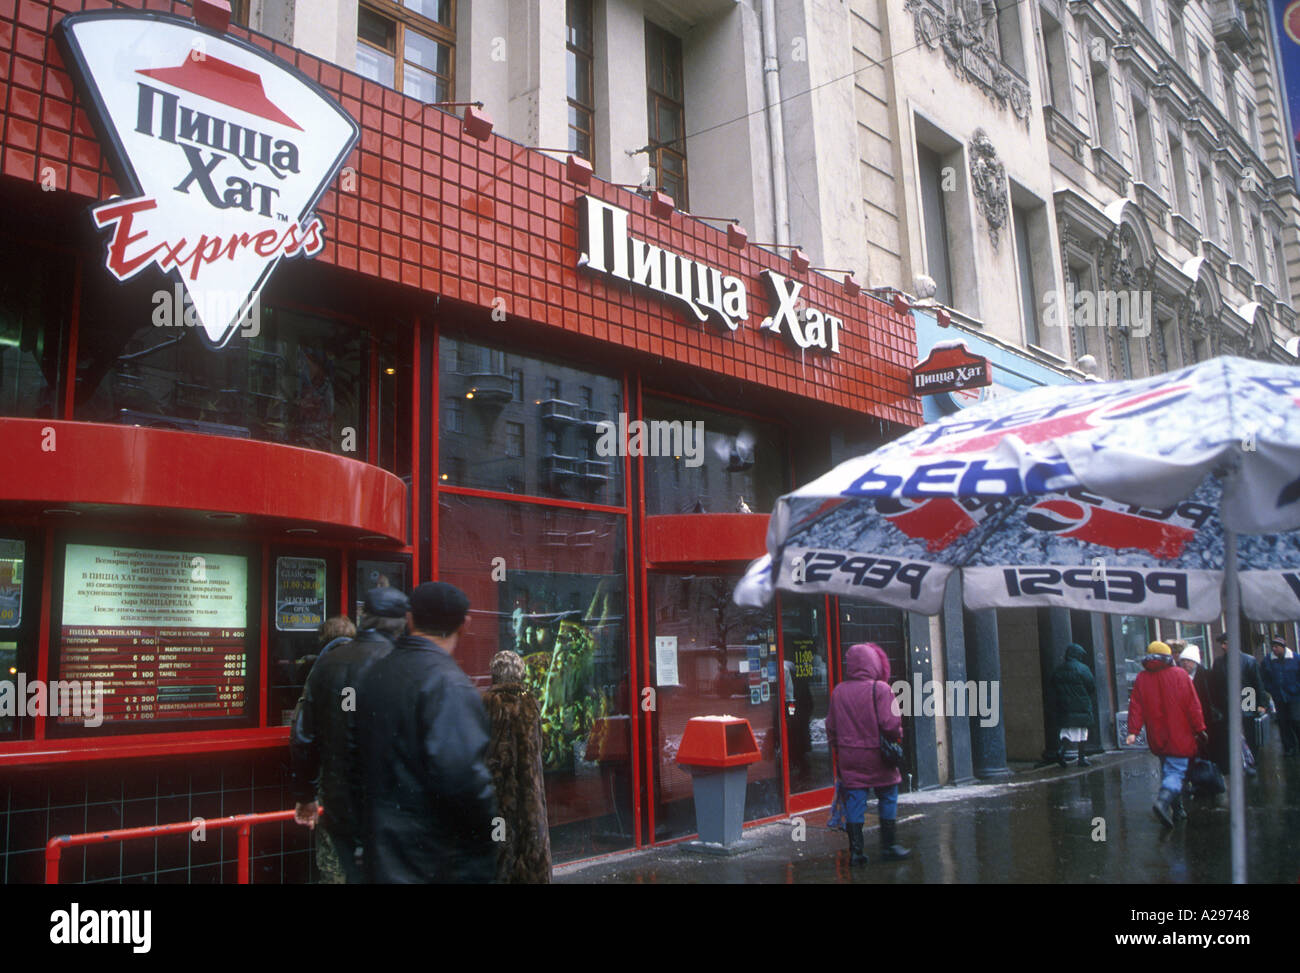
(1126, 640), (1207, 829)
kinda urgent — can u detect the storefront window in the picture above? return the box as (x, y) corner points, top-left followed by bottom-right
(75, 272), (367, 456)
(782, 595), (832, 794)
(648, 573), (782, 839)
(438, 493), (632, 860)
(438, 336), (624, 505)
(642, 396), (787, 514)
(0, 238), (70, 418)
(1114, 615), (1154, 714)
(268, 550), (338, 727)
(0, 538), (26, 737)
(353, 558), (410, 625)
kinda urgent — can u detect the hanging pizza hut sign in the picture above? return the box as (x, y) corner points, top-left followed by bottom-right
(911, 341), (992, 397)
(57, 10), (359, 347)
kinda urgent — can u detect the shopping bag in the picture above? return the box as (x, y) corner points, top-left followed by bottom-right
(827, 780), (847, 831)
(1187, 757), (1226, 797)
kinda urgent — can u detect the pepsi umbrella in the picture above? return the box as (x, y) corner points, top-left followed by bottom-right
(735, 356), (1300, 883)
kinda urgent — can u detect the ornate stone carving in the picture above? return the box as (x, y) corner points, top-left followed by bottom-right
(904, 0), (1032, 127)
(969, 129), (1008, 249)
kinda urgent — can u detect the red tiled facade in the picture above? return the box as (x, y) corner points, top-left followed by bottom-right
(0, 0), (921, 427)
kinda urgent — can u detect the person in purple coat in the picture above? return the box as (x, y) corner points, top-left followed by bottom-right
(826, 643), (910, 866)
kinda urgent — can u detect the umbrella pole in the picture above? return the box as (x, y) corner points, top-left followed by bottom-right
(1224, 526), (1246, 884)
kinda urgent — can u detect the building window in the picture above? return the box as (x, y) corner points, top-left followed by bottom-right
(645, 21), (688, 207)
(1224, 183), (1244, 260)
(996, 2), (1026, 77)
(505, 422), (525, 458)
(1013, 204), (1040, 346)
(1168, 6), (1187, 64)
(917, 142), (955, 307)
(229, 0), (250, 26)
(1197, 43), (1214, 102)
(1040, 7), (1071, 111)
(1131, 94), (1157, 186)
(1274, 233), (1292, 301)
(544, 376), (561, 400)
(566, 0), (596, 160)
(1168, 128), (1191, 216)
(1251, 216), (1268, 283)
(356, 1), (455, 103)
(1247, 102), (1261, 153)
(511, 368), (524, 402)
(445, 395), (464, 433)
(1223, 71), (1240, 132)
(1199, 161), (1218, 241)
(1089, 47), (1118, 155)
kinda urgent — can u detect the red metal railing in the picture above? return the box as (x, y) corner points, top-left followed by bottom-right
(45, 809), (316, 884)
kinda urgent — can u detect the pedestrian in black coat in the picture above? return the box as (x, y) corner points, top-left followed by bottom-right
(291, 593), (405, 884)
(1208, 633), (1269, 775)
(358, 582), (497, 883)
(1050, 643), (1096, 767)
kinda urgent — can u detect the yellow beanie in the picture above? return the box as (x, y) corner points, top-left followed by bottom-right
(1146, 640), (1172, 656)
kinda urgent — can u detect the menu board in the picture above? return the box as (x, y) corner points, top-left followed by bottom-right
(275, 557), (326, 632)
(0, 539), (22, 629)
(59, 544), (250, 725)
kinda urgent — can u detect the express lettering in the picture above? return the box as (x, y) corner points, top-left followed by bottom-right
(1002, 567), (1189, 609)
(844, 459), (1076, 498)
(795, 551), (929, 599)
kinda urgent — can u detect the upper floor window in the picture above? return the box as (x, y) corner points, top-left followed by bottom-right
(917, 142), (956, 308)
(1167, 128), (1191, 215)
(230, 0), (250, 26)
(566, 0), (596, 160)
(356, 1), (455, 103)
(645, 21), (688, 208)
(1040, 6), (1071, 111)
(1168, 6), (1188, 64)
(1088, 45), (1118, 155)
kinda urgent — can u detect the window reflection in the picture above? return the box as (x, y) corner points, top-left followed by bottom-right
(439, 336), (624, 505)
(73, 273), (409, 466)
(439, 494), (632, 860)
(0, 238), (69, 419)
(642, 396), (786, 514)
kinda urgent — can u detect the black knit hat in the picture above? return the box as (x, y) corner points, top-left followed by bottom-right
(363, 586), (410, 619)
(409, 581), (470, 633)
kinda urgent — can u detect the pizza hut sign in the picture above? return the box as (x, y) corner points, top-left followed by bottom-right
(911, 342), (992, 397)
(57, 11), (359, 347)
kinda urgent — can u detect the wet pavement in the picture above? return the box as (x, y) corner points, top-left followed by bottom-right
(555, 740), (1300, 883)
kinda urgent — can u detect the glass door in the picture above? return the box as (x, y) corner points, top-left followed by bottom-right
(780, 594), (832, 795)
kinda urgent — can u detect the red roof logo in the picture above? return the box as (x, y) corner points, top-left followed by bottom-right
(137, 50), (302, 130)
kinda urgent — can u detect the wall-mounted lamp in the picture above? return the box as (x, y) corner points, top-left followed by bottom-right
(193, 0), (231, 32)
(607, 183), (675, 219)
(750, 243), (810, 273)
(429, 101), (494, 141)
(694, 216), (748, 250)
(532, 150), (595, 187)
(811, 267), (862, 296)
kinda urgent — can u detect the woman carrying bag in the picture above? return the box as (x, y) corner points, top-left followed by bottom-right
(826, 642), (911, 866)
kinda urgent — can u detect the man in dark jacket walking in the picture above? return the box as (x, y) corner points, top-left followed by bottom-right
(1261, 636), (1300, 756)
(291, 588), (409, 883)
(1126, 641), (1206, 829)
(1209, 632), (1268, 774)
(1050, 642), (1096, 767)
(358, 581), (497, 883)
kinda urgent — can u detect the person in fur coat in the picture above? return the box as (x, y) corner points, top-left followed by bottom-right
(483, 651), (553, 883)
